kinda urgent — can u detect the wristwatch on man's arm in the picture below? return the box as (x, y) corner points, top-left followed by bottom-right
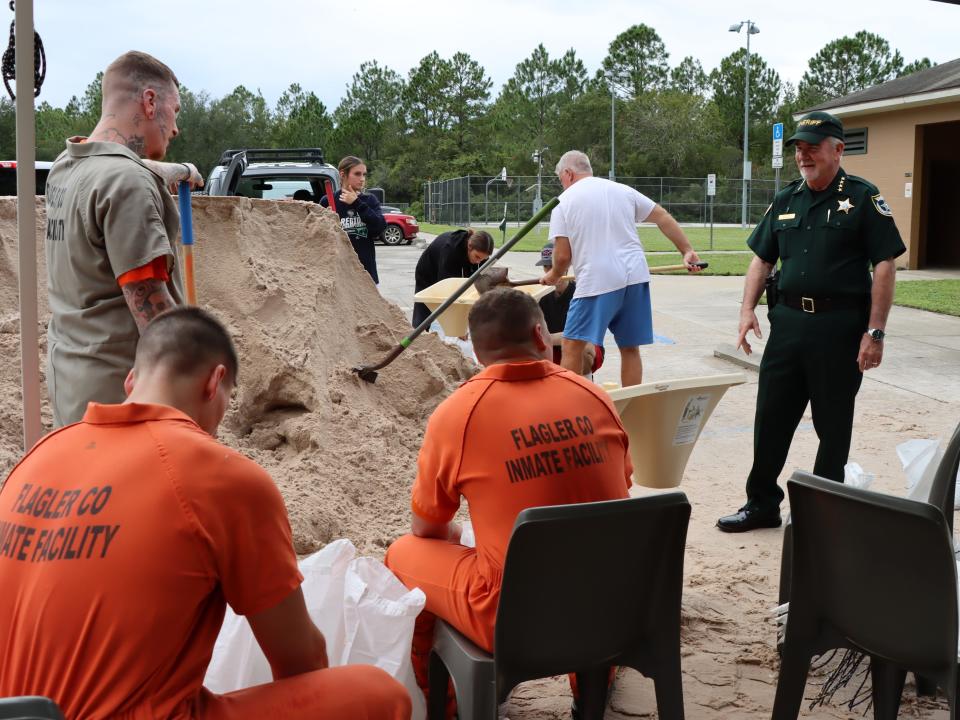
(867, 328), (886, 343)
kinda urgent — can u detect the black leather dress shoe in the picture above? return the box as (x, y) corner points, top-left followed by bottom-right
(716, 507), (782, 533)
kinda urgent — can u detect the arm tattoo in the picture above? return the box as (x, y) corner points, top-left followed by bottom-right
(141, 159), (190, 185)
(122, 277), (176, 332)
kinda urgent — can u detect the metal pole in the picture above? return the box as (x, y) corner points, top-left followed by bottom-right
(516, 181), (521, 227)
(16, 0), (41, 449)
(775, 167), (781, 194)
(742, 22), (752, 227)
(502, 202), (507, 246)
(709, 196), (715, 251)
(609, 85), (616, 181)
(484, 180), (489, 224)
(535, 151), (543, 212)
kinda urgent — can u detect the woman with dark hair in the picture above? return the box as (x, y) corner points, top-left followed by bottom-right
(412, 228), (494, 328)
(320, 156), (386, 283)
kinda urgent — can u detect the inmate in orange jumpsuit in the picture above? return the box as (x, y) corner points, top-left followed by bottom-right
(385, 360), (632, 692)
(0, 402), (410, 720)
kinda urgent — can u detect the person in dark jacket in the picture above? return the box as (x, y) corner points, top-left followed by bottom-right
(412, 228), (494, 328)
(320, 156), (386, 284)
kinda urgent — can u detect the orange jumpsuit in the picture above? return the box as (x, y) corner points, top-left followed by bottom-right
(386, 360), (632, 694)
(0, 402), (410, 720)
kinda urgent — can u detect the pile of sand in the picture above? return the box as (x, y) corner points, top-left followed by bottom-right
(0, 196), (475, 554)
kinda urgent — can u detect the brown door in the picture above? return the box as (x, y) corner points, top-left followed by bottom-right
(921, 120), (960, 268)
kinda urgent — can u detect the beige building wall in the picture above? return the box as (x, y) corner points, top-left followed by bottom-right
(836, 100), (960, 268)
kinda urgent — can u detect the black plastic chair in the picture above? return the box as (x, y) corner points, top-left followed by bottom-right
(925, 420), (960, 537)
(772, 471), (960, 719)
(0, 697), (64, 720)
(427, 492), (691, 720)
(779, 418), (960, 606)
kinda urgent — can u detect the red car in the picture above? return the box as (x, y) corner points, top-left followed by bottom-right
(379, 206), (419, 246)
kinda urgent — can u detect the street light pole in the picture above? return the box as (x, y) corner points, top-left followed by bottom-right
(730, 20), (759, 227)
(610, 82), (616, 181)
(532, 148), (546, 213)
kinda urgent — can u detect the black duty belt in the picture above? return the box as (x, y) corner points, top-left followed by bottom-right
(781, 293), (869, 313)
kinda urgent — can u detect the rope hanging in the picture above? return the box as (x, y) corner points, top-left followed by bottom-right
(1, 1), (46, 100)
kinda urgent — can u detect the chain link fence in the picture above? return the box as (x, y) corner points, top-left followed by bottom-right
(423, 174), (792, 227)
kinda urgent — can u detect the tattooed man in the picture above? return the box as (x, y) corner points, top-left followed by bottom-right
(44, 51), (203, 427)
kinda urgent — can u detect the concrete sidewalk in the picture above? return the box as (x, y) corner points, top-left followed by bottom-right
(376, 244), (960, 404)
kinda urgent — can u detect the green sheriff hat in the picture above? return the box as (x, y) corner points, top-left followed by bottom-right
(785, 111), (844, 145)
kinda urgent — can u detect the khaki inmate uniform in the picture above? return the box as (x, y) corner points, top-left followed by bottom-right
(44, 139), (185, 427)
(744, 169), (905, 512)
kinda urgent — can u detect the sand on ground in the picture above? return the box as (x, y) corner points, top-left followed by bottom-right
(1, 196), (955, 718)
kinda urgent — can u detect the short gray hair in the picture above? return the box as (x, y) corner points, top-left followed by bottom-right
(555, 150), (593, 177)
(826, 136), (844, 152)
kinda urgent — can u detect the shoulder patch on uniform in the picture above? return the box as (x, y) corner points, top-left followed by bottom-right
(871, 193), (893, 217)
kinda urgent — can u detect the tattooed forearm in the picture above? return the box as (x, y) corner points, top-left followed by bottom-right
(122, 277), (177, 331)
(141, 159), (202, 191)
(141, 159), (187, 184)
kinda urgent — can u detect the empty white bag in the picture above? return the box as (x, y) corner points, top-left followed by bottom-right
(203, 539), (426, 719)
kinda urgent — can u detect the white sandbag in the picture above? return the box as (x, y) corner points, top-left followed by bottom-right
(342, 557), (427, 718)
(955, 465), (960, 511)
(203, 538), (356, 693)
(203, 599), (269, 694)
(460, 520), (476, 549)
(898, 439), (943, 502)
(432, 320), (478, 363)
(843, 462), (875, 490)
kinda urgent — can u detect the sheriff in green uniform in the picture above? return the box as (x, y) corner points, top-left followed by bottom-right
(718, 111), (906, 533)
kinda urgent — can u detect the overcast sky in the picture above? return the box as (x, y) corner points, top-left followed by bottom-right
(27, 0), (960, 111)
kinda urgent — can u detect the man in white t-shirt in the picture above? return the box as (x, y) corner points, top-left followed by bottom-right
(541, 150), (702, 386)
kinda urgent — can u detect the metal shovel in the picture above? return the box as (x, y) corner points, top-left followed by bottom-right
(353, 197), (560, 383)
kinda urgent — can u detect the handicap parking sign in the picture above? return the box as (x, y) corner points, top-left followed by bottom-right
(773, 123), (784, 140)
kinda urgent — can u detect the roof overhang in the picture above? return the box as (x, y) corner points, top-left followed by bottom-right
(794, 86), (960, 121)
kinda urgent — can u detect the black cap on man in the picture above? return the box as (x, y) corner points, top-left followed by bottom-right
(785, 111), (844, 146)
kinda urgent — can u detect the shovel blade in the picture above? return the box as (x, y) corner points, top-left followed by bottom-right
(475, 267), (510, 294)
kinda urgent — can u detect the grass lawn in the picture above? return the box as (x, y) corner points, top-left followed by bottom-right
(418, 223), (753, 253)
(893, 280), (960, 317)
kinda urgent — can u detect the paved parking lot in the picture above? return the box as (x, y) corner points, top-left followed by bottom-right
(376, 242), (960, 401)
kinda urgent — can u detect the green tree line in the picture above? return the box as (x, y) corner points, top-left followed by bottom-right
(0, 27), (932, 204)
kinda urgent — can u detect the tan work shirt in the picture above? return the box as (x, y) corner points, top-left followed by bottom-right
(44, 139), (185, 427)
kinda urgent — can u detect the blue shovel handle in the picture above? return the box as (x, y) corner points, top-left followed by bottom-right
(178, 181), (194, 246)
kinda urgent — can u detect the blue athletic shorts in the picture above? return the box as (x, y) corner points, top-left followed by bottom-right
(563, 282), (653, 348)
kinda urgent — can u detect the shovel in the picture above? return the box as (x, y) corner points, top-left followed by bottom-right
(650, 261), (709, 273)
(353, 197), (560, 383)
(474, 267), (575, 294)
(472, 262), (709, 294)
(177, 181), (197, 305)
